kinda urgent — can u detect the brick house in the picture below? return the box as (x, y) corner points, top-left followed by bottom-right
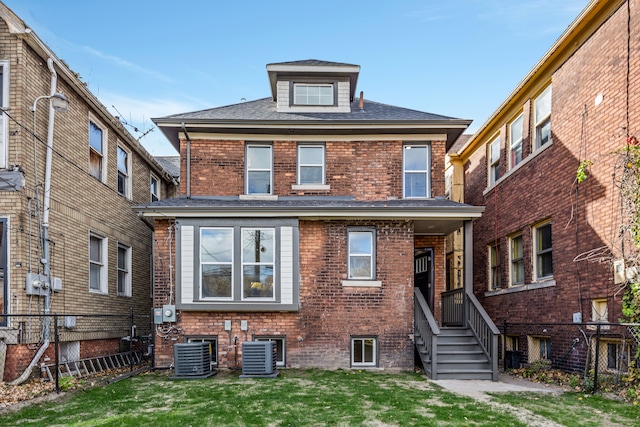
(0, 3), (176, 382)
(138, 60), (497, 378)
(450, 0), (638, 368)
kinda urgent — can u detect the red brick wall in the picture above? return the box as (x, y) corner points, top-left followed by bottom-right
(153, 219), (417, 371)
(464, 2), (635, 325)
(179, 139), (448, 199)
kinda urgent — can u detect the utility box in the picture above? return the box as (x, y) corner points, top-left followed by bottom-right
(25, 272), (49, 296)
(162, 305), (176, 322)
(153, 307), (163, 324)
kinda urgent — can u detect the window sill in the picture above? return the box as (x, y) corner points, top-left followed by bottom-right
(239, 194), (278, 200)
(483, 139), (554, 195)
(341, 280), (382, 287)
(485, 278), (555, 297)
(291, 184), (330, 191)
(89, 289), (108, 295)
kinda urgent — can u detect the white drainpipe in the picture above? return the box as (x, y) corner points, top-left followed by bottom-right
(10, 57), (58, 385)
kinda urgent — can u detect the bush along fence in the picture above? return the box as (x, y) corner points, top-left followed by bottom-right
(0, 309), (153, 393)
(501, 321), (640, 394)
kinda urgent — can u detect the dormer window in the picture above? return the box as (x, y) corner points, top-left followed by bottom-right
(293, 83), (335, 106)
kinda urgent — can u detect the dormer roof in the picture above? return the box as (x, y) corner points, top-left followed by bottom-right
(266, 59), (360, 102)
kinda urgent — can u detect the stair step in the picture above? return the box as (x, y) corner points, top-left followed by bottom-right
(435, 369), (494, 380)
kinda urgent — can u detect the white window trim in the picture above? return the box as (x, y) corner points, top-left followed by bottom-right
(351, 337), (378, 367)
(200, 227), (234, 301)
(88, 114), (108, 184)
(488, 244), (501, 291)
(150, 172), (160, 202)
(532, 221), (553, 281)
(590, 298), (609, 325)
(509, 114), (523, 169)
(534, 85), (552, 149)
(117, 144), (132, 199)
(403, 143), (431, 199)
(509, 233), (524, 287)
(89, 232), (108, 294)
(245, 144), (273, 195)
(0, 60), (9, 169)
(117, 242), (132, 297)
(347, 228), (376, 280)
(297, 144), (326, 186)
(293, 83), (335, 106)
(241, 228), (276, 301)
(488, 136), (501, 186)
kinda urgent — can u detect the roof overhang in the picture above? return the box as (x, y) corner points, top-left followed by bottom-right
(135, 202), (484, 235)
(153, 119), (472, 153)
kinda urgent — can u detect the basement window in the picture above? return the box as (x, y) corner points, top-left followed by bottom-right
(255, 336), (286, 367)
(187, 336), (218, 367)
(351, 336), (377, 367)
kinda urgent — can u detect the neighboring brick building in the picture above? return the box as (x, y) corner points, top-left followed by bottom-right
(0, 3), (176, 381)
(138, 60), (486, 373)
(451, 0), (638, 367)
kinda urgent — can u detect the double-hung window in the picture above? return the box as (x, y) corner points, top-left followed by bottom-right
(489, 137), (501, 186)
(117, 243), (131, 296)
(348, 228), (375, 280)
(200, 228), (234, 299)
(509, 114), (523, 168)
(534, 85), (552, 149)
(117, 145), (130, 198)
(509, 234), (524, 286)
(89, 119), (106, 182)
(403, 144), (431, 198)
(0, 61), (8, 169)
(246, 144), (272, 195)
(150, 174), (160, 202)
(351, 337), (377, 367)
(182, 219), (298, 311)
(489, 244), (501, 290)
(242, 228), (275, 300)
(89, 233), (107, 293)
(293, 83), (334, 106)
(297, 144), (325, 185)
(534, 222), (553, 280)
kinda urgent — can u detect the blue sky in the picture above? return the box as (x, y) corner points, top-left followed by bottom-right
(5, 0), (590, 156)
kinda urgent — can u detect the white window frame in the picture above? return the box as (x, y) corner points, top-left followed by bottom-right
(534, 85), (552, 149)
(509, 114), (523, 169)
(533, 221), (553, 281)
(488, 136), (501, 186)
(88, 115), (108, 184)
(89, 232), (108, 294)
(293, 83), (334, 106)
(509, 233), (524, 286)
(200, 227), (234, 301)
(297, 144), (325, 185)
(150, 173), (160, 202)
(117, 243), (131, 297)
(591, 299), (608, 323)
(0, 61), (9, 169)
(117, 144), (132, 199)
(245, 144), (273, 195)
(241, 228), (276, 301)
(255, 336), (286, 367)
(403, 144), (431, 199)
(351, 337), (377, 367)
(347, 227), (375, 280)
(488, 244), (501, 290)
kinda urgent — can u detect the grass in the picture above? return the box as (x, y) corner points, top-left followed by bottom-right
(1, 369), (638, 426)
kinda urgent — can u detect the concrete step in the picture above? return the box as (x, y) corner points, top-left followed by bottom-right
(435, 369), (494, 380)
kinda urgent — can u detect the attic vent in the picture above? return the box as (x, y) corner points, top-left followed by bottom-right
(172, 342), (215, 379)
(240, 341), (279, 378)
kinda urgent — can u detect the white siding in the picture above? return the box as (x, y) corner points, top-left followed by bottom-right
(181, 226), (194, 304)
(280, 226), (293, 304)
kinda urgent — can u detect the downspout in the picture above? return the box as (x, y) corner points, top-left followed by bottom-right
(11, 58), (58, 385)
(181, 123), (191, 199)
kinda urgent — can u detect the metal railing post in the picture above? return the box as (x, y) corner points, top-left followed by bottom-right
(592, 323), (600, 394)
(54, 313), (59, 394)
(129, 308), (134, 372)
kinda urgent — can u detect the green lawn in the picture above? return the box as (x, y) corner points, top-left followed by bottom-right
(1, 369), (638, 426)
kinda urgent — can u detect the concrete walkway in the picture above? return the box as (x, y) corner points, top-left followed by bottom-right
(432, 373), (565, 402)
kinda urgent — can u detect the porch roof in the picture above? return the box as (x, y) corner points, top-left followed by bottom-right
(135, 196), (484, 235)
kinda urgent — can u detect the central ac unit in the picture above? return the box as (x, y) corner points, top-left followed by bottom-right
(240, 341), (279, 378)
(172, 342), (215, 379)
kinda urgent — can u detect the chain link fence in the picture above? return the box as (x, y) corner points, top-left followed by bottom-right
(0, 310), (153, 392)
(500, 321), (639, 393)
